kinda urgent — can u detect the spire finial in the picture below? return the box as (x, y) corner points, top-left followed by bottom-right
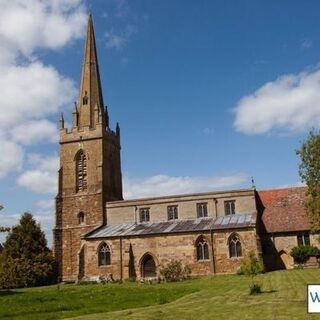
(59, 112), (65, 129)
(251, 176), (256, 189)
(116, 122), (120, 137)
(105, 106), (109, 127)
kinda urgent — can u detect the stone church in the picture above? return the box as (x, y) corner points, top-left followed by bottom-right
(54, 16), (316, 282)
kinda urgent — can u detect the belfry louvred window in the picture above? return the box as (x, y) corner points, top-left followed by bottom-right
(76, 151), (87, 191)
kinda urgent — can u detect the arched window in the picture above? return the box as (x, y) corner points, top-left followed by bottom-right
(196, 236), (209, 261)
(229, 234), (242, 258)
(98, 243), (111, 266)
(78, 212), (85, 224)
(76, 150), (87, 192)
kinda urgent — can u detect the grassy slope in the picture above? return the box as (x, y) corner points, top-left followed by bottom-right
(1, 269), (320, 319)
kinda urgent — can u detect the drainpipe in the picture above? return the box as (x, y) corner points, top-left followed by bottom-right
(210, 198), (217, 274)
(210, 229), (216, 274)
(119, 236), (123, 281)
(214, 198), (218, 218)
(134, 206), (137, 224)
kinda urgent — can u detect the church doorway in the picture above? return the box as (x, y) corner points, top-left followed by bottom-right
(141, 253), (156, 278)
(78, 246), (85, 280)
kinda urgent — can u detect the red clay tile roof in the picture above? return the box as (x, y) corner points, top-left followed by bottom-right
(258, 187), (309, 233)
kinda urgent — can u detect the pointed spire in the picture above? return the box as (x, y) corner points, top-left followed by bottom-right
(105, 106), (109, 127)
(59, 112), (65, 130)
(116, 122), (120, 137)
(72, 101), (79, 127)
(78, 14), (104, 128)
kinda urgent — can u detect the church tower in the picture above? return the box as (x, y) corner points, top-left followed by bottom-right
(54, 15), (123, 282)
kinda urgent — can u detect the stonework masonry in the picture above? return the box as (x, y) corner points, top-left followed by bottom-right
(106, 189), (257, 225)
(81, 228), (259, 280)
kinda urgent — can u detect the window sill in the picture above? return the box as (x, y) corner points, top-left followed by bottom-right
(197, 259), (211, 262)
(98, 264), (112, 267)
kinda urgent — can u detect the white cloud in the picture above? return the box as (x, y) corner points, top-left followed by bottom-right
(275, 181), (306, 189)
(17, 154), (59, 194)
(0, 136), (23, 178)
(36, 199), (55, 211)
(10, 119), (58, 145)
(0, 0), (87, 178)
(123, 173), (248, 199)
(0, 62), (75, 128)
(233, 68), (320, 134)
(0, 207), (54, 247)
(105, 25), (137, 50)
(0, 0), (87, 59)
(105, 30), (127, 49)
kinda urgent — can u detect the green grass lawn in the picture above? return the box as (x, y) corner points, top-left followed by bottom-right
(1, 269), (320, 319)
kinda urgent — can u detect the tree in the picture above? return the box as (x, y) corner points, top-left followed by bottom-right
(0, 212), (57, 289)
(297, 130), (320, 233)
(238, 251), (264, 295)
(0, 205), (10, 233)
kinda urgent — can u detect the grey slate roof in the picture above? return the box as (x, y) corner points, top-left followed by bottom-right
(85, 213), (256, 239)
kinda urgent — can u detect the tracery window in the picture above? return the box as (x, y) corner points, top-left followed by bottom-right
(229, 234), (242, 258)
(196, 236), (209, 260)
(98, 243), (111, 266)
(76, 150), (87, 192)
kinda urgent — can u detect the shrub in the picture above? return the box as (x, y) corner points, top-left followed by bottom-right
(249, 283), (262, 295)
(238, 251), (264, 277)
(238, 251), (264, 295)
(290, 245), (320, 264)
(159, 260), (191, 282)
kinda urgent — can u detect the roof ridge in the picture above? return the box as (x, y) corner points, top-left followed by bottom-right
(258, 186), (307, 193)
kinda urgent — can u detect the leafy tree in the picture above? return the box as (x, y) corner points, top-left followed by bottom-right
(0, 212), (57, 289)
(0, 205), (10, 233)
(297, 130), (320, 233)
(238, 251), (264, 295)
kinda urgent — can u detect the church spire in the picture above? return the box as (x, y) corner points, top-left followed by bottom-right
(78, 14), (105, 128)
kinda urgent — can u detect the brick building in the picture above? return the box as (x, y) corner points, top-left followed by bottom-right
(54, 16), (315, 282)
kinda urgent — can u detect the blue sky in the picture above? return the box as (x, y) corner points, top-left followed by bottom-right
(1, 0), (320, 245)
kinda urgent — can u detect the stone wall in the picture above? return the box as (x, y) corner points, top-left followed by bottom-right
(106, 189), (257, 225)
(261, 232), (319, 270)
(81, 228), (259, 280)
(55, 119), (123, 281)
